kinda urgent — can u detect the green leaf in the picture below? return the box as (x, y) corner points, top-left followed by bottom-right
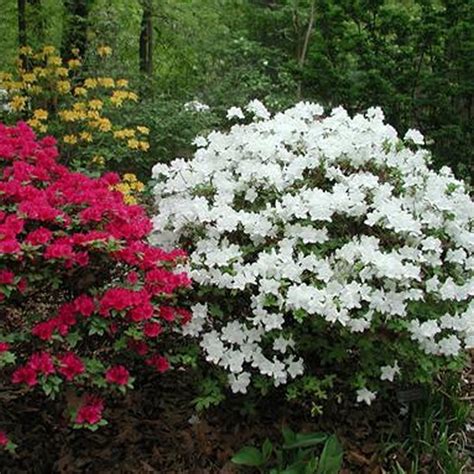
(262, 438), (273, 461)
(231, 446), (265, 466)
(282, 426), (296, 445)
(283, 432), (328, 449)
(316, 435), (343, 474)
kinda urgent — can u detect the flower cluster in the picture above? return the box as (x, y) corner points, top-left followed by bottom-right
(0, 45), (149, 171)
(151, 101), (473, 402)
(0, 123), (190, 431)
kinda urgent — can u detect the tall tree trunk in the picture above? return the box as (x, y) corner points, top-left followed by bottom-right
(18, 0), (27, 48)
(139, 0), (153, 75)
(296, 0), (316, 99)
(62, 0), (91, 59)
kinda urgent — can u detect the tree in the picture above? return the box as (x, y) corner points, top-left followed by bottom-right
(62, 0), (93, 59)
(139, 0), (153, 75)
(18, 0), (27, 49)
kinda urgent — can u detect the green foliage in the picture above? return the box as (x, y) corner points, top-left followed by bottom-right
(232, 427), (344, 474)
(192, 377), (226, 412)
(1, 0), (471, 178)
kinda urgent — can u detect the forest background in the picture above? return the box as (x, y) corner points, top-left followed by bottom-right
(1, 0), (472, 180)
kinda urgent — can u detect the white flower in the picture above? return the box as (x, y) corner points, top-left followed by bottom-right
(356, 387), (377, 405)
(192, 136), (208, 148)
(152, 100), (474, 393)
(229, 372), (251, 393)
(272, 336), (294, 354)
(380, 361), (400, 382)
(226, 106), (245, 120)
(184, 100), (210, 112)
(404, 128), (424, 145)
(438, 335), (461, 356)
(246, 99), (270, 120)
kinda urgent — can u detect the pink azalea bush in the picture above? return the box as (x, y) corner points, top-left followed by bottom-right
(0, 123), (191, 442)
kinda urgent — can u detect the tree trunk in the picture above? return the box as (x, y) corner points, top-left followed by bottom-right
(18, 0), (27, 48)
(139, 0), (153, 75)
(296, 0), (316, 99)
(62, 0), (91, 59)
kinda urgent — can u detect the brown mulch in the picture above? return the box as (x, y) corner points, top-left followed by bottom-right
(0, 358), (472, 474)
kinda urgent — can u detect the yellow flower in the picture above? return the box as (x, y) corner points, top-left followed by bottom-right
(132, 181), (145, 192)
(59, 109), (83, 122)
(73, 102), (86, 111)
(127, 92), (138, 101)
(113, 128), (135, 139)
(139, 141), (150, 152)
(84, 78), (98, 89)
(116, 79), (129, 88)
(55, 67), (69, 77)
(33, 67), (47, 78)
(47, 56), (62, 67)
(123, 173), (137, 182)
(92, 155), (105, 166)
(27, 118), (41, 129)
(33, 109), (48, 120)
(63, 134), (78, 145)
(127, 138), (139, 150)
(19, 46), (33, 56)
(71, 48), (80, 57)
(123, 195), (137, 205)
(110, 90), (128, 107)
(22, 73), (36, 83)
(87, 110), (101, 120)
(88, 99), (103, 110)
(74, 87), (87, 97)
(29, 85), (43, 95)
(9, 95), (27, 111)
(79, 131), (93, 142)
(137, 126), (150, 135)
(0, 72), (13, 81)
(97, 45), (113, 57)
(90, 117), (112, 132)
(68, 59), (81, 69)
(56, 80), (71, 94)
(98, 77), (115, 88)
(42, 45), (56, 55)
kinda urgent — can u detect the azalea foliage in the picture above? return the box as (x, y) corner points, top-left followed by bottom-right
(0, 123), (190, 443)
(151, 101), (473, 403)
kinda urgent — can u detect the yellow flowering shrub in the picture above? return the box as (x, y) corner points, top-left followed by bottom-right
(0, 45), (150, 173)
(111, 173), (145, 205)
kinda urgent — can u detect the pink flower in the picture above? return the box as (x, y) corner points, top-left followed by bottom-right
(146, 355), (170, 373)
(144, 322), (162, 338)
(0, 270), (14, 285)
(27, 352), (55, 375)
(12, 366), (38, 386)
(75, 395), (104, 425)
(58, 353), (85, 381)
(24, 227), (53, 245)
(73, 295), (95, 317)
(105, 365), (130, 385)
(0, 431), (8, 446)
(0, 342), (9, 353)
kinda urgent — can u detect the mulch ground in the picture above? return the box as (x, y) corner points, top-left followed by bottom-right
(0, 357), (472, 474)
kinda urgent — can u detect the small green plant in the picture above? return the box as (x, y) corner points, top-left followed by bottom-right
(192, 377), (225, 412)
(231, 427), (343, 474)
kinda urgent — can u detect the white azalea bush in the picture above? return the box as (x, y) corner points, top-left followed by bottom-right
(151, 101), (474, 405)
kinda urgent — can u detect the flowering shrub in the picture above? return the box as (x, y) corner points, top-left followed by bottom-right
(0, 123), (190, 438)
(0, 45), (149, 172)
(151, 101), (473, 404)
